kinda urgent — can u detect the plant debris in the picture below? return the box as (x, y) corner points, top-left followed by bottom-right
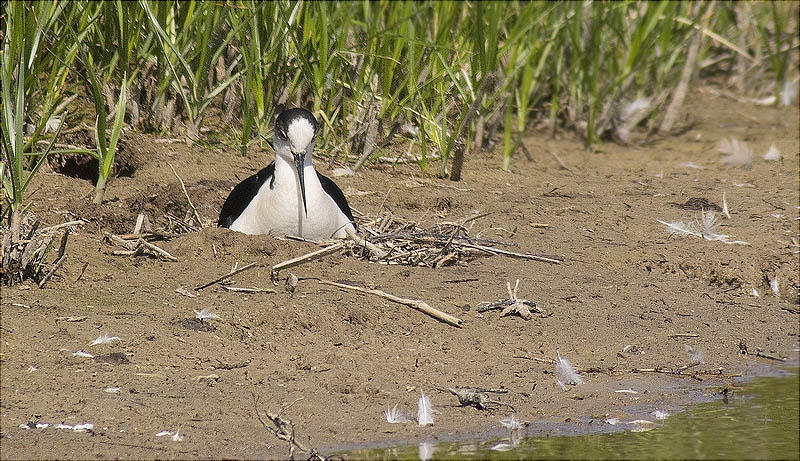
(344, 212), (561, 268)
(477, 279), (542, 320)
(1, 214), (82, 286)
(446, 387), (515, 412)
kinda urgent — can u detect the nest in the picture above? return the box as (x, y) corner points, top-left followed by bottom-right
(343, 213), (560, 268)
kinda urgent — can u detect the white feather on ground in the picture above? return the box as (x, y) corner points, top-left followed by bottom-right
(684, 344), (704, 363)
(763, 144), (781, 160)
(556, 353), (583, 386)
(722, 192), (731, 218)
(718, 137), (752, 168)
(417, 390), (434, 426)
(384, 403), (412, 424)
(90, 333), (121, 346)
(658, 211), (748, 245)
(698, 211), (728, 241)
(659, 219), (701, 238)
(770, 276), (779, 295)
(194, 307), (219, 320)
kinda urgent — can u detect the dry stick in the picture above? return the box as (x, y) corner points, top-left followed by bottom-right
(550, 151), (572, 172)
(270, 243), (345, 280)
(450, 72), (496, 181)
(659, 3), (712, 134)
(318, 279), (463, 328)
(221, 286), (276, 294)
(115, 232), (174, 241)
(352, 102), (380, 172)
(133, 213), (145, 234)
(38, 254), (66, 289)
(668, 333), (700, 338)
(168, 162), (204, 228)
(460, 242), (562, 264)
(108, 233), (136, 250)
(138, 239), (177, 261)
(38, 229), (71, 288)
(512, 355), (555, 365)
(196, 262), (258, 290)
(38, 220), (86, 234)
(252, 393), (310, 457)
(627, 367), (740, 379)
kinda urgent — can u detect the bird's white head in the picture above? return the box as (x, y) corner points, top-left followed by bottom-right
(273, 108), (319, 215)
(274, 108), (318, 162)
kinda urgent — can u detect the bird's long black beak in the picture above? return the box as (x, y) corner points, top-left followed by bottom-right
(293, 152), (308, 216)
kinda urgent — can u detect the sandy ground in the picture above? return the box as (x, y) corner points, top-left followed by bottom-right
(1, 88), (798, 459)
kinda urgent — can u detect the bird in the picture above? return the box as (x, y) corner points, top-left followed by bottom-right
(218, 108), (355, 240)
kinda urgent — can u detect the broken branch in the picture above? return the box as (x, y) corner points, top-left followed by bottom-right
(318, 279), (463, 328)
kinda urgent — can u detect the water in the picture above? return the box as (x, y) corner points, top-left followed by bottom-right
(339, 371), (799, 460)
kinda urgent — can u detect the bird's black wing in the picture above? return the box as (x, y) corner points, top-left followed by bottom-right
(218, 163), (275, 228)
(317, 171), (356, 229)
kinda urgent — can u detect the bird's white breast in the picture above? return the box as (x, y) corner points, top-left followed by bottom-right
(229, 162), (353, 240)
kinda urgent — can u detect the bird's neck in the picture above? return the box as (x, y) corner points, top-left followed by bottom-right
(274, 154), (320, 189)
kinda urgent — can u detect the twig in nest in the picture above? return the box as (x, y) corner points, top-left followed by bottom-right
(168, 163), (204, 228)
(196, 262), (258, 290)
(445, 387), (515, 412)
(318, 279), (463, 328)
(477, 279), (543, 320)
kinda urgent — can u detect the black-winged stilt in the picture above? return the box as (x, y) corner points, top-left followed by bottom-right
(218, 108), (355, 240)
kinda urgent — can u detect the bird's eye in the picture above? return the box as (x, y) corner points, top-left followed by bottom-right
(277, 128), (287, 140)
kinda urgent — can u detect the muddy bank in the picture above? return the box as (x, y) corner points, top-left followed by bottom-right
(1, 89), (798, 459)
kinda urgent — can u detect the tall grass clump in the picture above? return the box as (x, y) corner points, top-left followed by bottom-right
(2, 0), (795, 210)
(1, 1), (71, 233)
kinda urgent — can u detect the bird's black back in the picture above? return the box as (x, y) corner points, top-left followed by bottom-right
(217, 163), (275, 228)
(317, 171), (356, 229)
